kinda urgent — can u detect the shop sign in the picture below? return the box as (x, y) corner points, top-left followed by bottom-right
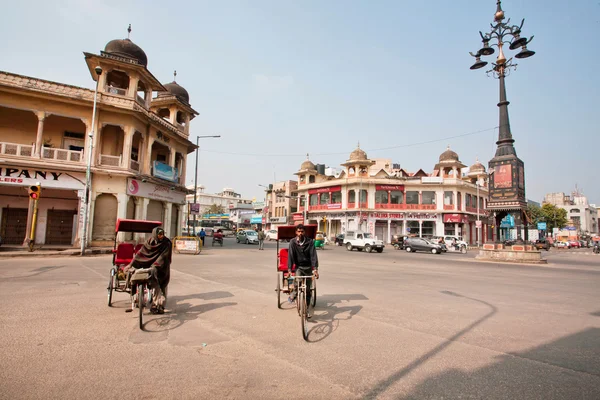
(327, 203), (342, 210)
(308, 185), (342, 194)
(250, 216), (263, 224)
(0, 166), (85, 189)
(292, 213), (304, 221)
(253, 201), (265, 209)
(443, 213), (469, 224)
(476, 220), (483, 228)
(152, 161), (178, 183)
(127, 178), (186, 203)
(372, 213), (404, 219)
(537, 222), (547, 230)
(189, 203), (200, 215)
(375, 184), (404, 191)
(270, 217), (287, 223)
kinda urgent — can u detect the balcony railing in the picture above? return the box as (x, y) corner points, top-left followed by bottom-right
(42, 147), (82, 162)
(136, 95), (146, 106)
(375, 203), (437, 210)
(99, 154), (122, 167)
(130, 159), (140, 171)
(347, 202), (355, 208)
(106, 86), (127, 96)
(0, 142), (33, 157)
(308, 204), (343, 211)
(444, 204), (455, 210)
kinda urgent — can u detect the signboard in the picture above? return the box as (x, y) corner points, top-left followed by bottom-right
(327, 203), (342, 210)
(421, 177), (444, 184)
(443, 214), (469, 224)
(292, 213), (304, 221)
(500, 214), (515, 228)
(270, 217), (287, 223)
(375, 185), (405, 191)
(250, 216), (263, 224)
(253, 201), (265, 209)
(127, 179), (186, 203)
(152, 161), (178, 182)
(173, 237), (201, 254)
(189, 203), (200, 215)
(308, 185), (342, 194)
(495, 164), (512, 189)
(203, 213), (230, 219)
(476, 220), (482, 228)
(537, 222), (547, 230)
(0, 166), (85, 189)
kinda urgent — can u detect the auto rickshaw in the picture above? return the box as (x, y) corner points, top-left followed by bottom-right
(314, 231), (325, 249)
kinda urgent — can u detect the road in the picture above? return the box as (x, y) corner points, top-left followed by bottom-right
(1, 239), (599, 399)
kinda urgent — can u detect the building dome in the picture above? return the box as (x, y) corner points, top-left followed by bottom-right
(162, 81), (190, 103)
(104, 38), (148, 66)
(469, 159), (486, 175)
(439, 146), (460, 163)
(300, 159), (316, 171)
(349, 143), (368, 161)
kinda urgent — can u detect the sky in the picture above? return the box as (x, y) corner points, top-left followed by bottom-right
(1, 0), (599, 203)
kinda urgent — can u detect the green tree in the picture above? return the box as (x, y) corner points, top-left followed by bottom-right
(205, 204), (226, 215)
(539, 203), (568, 231)
(526, 204), (543, 227)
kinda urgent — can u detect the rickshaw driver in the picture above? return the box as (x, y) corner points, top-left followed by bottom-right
(287, 224), (319, 317)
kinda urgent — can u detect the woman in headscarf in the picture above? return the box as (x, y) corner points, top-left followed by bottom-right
(125, 227), (172, 314)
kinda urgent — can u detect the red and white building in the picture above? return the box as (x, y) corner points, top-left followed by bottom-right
(293, 146), (491, 244)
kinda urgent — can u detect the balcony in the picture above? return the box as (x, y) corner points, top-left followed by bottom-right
(99, 154), (122, 167)
(43, 147), (82, 162)
(444, 204), (455, 211)
(308, 203), (342, 211)
(106, 86), (127, 96)
(375, 203), (438, 210)
(347, 202), (355, 208)
(130, 159), (140, 172)
(0, 142), (34, 157)
(298, 206), (305, 212)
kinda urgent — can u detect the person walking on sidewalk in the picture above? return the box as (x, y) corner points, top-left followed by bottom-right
(257, 229), (266, 250)
(199, 228), (206, 247)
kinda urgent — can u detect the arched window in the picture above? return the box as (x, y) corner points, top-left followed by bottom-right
(309, 175), (315, 183)
(348, 190), (356, 203)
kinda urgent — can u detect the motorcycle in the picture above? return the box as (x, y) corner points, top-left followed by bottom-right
(593, 244), (599, 254)
(447, 242), (467, 254)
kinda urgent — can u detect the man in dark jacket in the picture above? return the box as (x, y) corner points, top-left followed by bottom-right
(288, 224), (319, 316)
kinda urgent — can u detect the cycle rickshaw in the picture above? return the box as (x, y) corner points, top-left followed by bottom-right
(107, 218), (162, 330)
(275, 224), (318, 340)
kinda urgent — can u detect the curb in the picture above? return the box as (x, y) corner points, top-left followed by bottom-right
(0, 248), (113, 258)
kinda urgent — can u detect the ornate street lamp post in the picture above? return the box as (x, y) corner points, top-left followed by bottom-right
(469, 0), (536, 242)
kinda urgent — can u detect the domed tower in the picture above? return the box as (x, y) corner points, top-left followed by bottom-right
(467, 158), (487, 183)
(84, 25), (165, 107)
(434, 146), (466, 178)
(295, 154), (318, 185)
(341, 143), (375, 177)
(150, 70), (198, 136)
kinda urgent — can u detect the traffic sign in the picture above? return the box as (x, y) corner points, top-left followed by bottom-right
(537, 222), (547, 230)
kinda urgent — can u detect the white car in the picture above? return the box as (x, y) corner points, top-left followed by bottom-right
(265, 229), (278, 241)
(344, 231), (384, 253)
(443, 236), (468, 247)
(237, 230), (259, 244)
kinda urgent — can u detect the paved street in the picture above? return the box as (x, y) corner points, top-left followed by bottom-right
(1, 240), (599, 399)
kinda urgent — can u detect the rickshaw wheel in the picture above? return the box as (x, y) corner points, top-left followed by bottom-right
(277, 272), (282, 309)
(107, 269), (115, 307)
(138, 283), (144, 330)
(299, 291), (308, 341)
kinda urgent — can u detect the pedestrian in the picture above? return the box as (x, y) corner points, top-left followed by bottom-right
(258, 228), (266, 250)
(199, 228), (206, 247)
(287, 224), (319, 318)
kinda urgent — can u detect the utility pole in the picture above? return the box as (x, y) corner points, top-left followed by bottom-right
(192, 135), (220, 236)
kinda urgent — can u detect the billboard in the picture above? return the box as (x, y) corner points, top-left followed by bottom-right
(495, 164), (512, 188)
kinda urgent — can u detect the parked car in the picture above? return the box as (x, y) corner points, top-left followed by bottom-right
(534, 239), (551, 251)
(569, 240), (581, 248)
(236, 230), (258, 244)
(334, 234), (345, 246)
(404, 237), (444, 254)
(265, 229), (278, 241)
(344, 231), (385, 253)
(555, 241), (570, 248)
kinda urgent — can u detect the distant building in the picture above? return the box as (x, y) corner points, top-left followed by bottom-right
(263, 180), (298, 228)
(543, 191), (598, 235)
(184, 186), (252, 226)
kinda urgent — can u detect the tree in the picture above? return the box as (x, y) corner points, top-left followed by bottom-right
(526, 204), (543, 227)
(205, 204), (226, 215)
(539, 203), (568, 231)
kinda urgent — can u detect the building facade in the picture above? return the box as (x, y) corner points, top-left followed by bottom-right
(264, 180), (298, 228)
(0, 30), (196, 246)
(294, 146), (490, 244)
(543, 191), (598, 235)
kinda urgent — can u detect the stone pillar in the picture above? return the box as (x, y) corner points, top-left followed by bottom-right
(170, 147), (177, 168)
(452, 167), (458, 178)
(122, 126), (134, 169)
(98, 71), (107, 92)
(418, 220), (423, 237)
(128, 76), (140, 98)
(179, 156), (186, 185)
(116, 193), (129, 242)
(455, 223), (460, 237)
(134, 198), (149, 242)
(145, 89), (152, 108)
(170, 106), (178, 125)
(164, 203), (173, 238)
(93, 124), (104, 167)
(34, 112), (46, 158)
(387, 219), (391, 244)
(145, 137), (154, 175)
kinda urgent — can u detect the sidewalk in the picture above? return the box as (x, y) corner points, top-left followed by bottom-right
(0, 246), (113, 258)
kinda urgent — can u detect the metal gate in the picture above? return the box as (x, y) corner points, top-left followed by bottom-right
(375, 222), (387, 243)
(1, 208), (28, 245)
(45, 209), (76, 245)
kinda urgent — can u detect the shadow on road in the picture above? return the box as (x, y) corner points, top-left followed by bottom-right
(395, 327), (600, 399)
(363, 291), (497, 399)
(142, 291), (237, 333)
(307, 293), (369, 343)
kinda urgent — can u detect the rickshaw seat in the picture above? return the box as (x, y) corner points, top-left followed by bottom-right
(278, 249), (289, 271)
(114, 243), (134, 265)
(133, 244), (144, 254)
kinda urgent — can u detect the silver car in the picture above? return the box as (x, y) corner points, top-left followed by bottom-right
(237, 230), (259, 244)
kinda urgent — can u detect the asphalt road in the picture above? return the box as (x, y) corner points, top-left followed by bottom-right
(1, 239), (599, 399)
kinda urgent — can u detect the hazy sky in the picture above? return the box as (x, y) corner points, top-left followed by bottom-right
(1, 1), (598, 203)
